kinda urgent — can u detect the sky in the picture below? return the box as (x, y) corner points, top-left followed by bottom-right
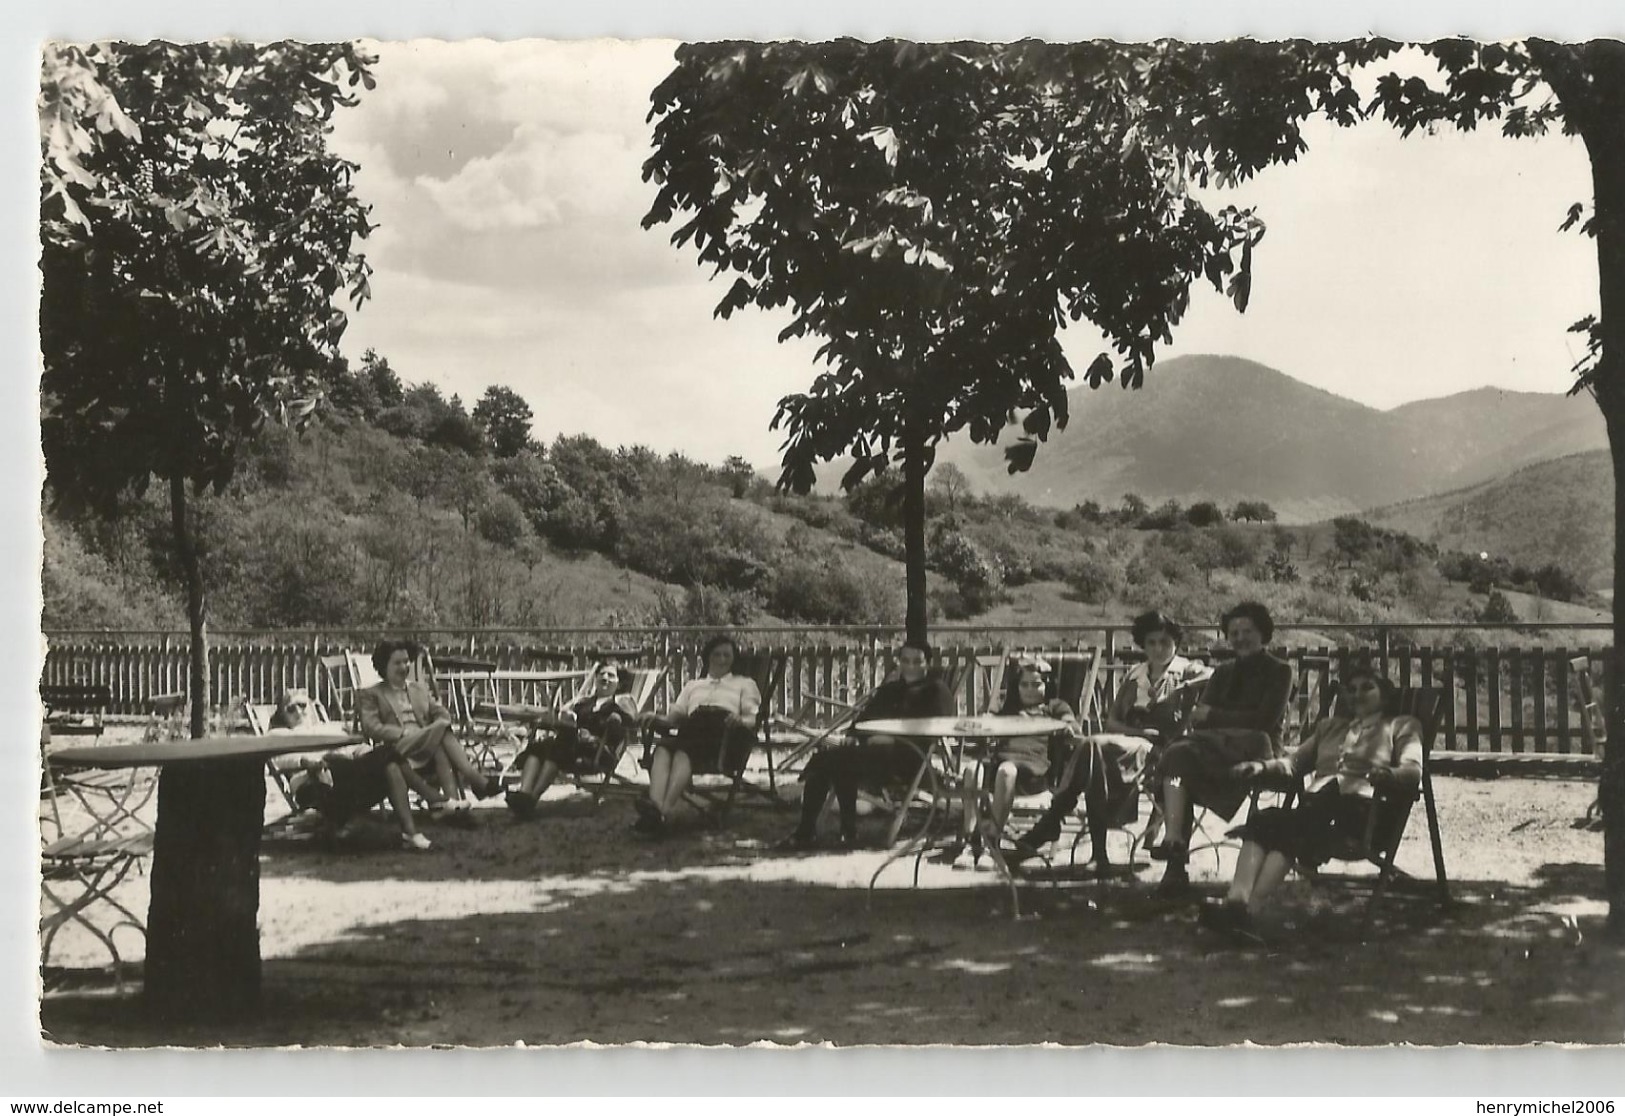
(326, 39), (1599, 470)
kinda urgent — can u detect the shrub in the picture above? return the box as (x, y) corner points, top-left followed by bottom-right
(768, 553), (903, 624)
(476, 492), (529, 547)
(1138, 499), (1184, 530)
(1067, 556), (1120, 605)
(1263, 548), (1299, 584)
(1478, 590), (1518, 624)
(1185, 501), (1225, 527)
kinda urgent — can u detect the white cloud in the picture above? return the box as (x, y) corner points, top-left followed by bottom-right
(417, 125), (649, 232)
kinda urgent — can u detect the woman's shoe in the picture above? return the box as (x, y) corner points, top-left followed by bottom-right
(1006, 837), (1043, 867)
(474, 775), (504, 800)
(400, 832), (432, 851)
(505, 790), (537, 818)
(775, 831), (819, 851)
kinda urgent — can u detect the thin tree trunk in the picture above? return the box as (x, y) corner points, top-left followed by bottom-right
(145, 474), (266, 1018)
(902, 441), (929, 645)
(171, 474), (208, 739)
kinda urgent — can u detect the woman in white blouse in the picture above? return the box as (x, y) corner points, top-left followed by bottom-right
(1206, 664), (1422, 940)
(635, 635), (762, 835)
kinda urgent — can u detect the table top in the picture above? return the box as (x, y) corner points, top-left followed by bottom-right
(438, 669), (589, 683)
(432, 655), (499, 673)
(48, 732), (361, 769)
(854, 715), (1073, 739)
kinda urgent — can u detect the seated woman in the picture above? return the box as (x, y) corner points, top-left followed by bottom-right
(955, 659), (1080, 870)
(777, 639), (956, 850)
(1009, 610), (1208, 872)
(290, 745), (445, 850)
(635, 634), (761, 836)
(268, 688), (330, 733)
(1153, 600), (1294, 896)
(1201, 664), (1422, 941)
(356, 639), (502, 818)
(504, 663), (634, 818)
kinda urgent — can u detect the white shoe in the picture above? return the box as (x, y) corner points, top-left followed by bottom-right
(951, 846), (978, 871)
(401, 832), (432, 851)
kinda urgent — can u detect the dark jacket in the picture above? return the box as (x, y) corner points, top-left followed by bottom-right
(862, 671), (957, 722)
(1200, 651), (1293, 737)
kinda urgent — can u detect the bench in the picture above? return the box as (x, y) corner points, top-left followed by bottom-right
(40, 684), (113, 739)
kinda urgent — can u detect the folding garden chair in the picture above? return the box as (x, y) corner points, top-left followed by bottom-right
(39, 756), (158, 991)
(645, 650), (789, 824)
(1571, 655), (1605, 825)
(1273, 686), (1449, 939)
(39, 683), (112, 742)
(1160, 666), (1300, 874)
(244, 696), (356, 831)
(562, 664), (666, 802)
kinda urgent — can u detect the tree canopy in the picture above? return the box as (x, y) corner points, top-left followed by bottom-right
(40, 41), (377, 514)
(473, 384), (538, 458)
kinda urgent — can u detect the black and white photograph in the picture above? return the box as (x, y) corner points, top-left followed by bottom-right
(26, 16), (1625, 1061)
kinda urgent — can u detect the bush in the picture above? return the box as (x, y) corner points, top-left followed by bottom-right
(651, 583), (760, 627)
(1478, 590), (1518, 624)
(1263, 548), (1299, 583)
(1185, 501), (1225, 527)
(768, 553), (903, 624)
(1067, 556), (1120, 605)
(616, 491), (775, 593)
(476, 493), (529, 547)
(1138, 499), (1184, 530)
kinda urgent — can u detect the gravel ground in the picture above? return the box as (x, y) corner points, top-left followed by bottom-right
(37, 757), (1623, 1048)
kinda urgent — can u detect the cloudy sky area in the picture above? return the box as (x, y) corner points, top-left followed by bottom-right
(327, 39), (1598, 469)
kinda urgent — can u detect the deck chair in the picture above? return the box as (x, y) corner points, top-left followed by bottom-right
(645, 650), (789, 824)
(245, 695), (351, 821)
(319, 651), (379, 732)
(986, 649), (1104, 862)
(40, 684), (113, 742)
(807, 655), (974, 849)
(1571, 655), (1604, 826)
(1050, 661), (1212, 871)
(431, 656), (524, 781)
(773, 684), (876, 777)
(547, 664), (665, 803)
(39, 756), (158, 991)
(1167, 662), (1300, 873)
(1276, 686), (1449, 939)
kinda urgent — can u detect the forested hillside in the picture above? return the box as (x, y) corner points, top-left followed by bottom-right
(41, 352), (1604, 634)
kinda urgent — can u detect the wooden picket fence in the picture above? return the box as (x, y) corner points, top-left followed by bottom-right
(37, 625), (1611, 755)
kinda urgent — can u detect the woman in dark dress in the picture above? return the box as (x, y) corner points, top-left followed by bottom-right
(1153, 600), (1294, 896)
(505, 663), (634, 818)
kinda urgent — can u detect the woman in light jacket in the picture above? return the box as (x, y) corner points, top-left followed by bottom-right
(1203, 663), (1422, 941)
(357, 639), (502, 816)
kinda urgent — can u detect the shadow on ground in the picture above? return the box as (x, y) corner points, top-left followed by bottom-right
(40, 776), (1625, 1047)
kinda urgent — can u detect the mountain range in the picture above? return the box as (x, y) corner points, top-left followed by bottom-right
(832, 354), (1607, 523)
(1365, 450), (1613, 589)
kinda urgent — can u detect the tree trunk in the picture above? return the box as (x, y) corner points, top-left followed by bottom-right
(1576, 72), (1625, 940)
(170, 475), (209, 739)
(902, 441), (929, 645)
(144, 475), (266, 1019)
(1604, 434), (1625, 941)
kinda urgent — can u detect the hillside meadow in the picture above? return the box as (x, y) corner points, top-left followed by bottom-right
(40, 355), (1607, 639)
